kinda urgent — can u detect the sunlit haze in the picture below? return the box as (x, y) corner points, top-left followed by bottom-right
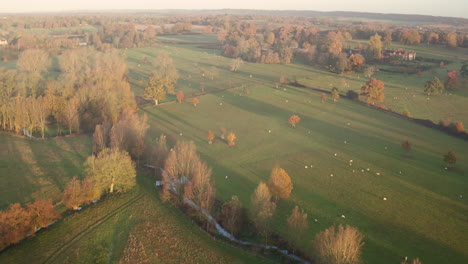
(1, 0), (467, 18)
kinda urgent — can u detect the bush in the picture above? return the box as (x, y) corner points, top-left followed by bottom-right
(346, 90), (359, 100)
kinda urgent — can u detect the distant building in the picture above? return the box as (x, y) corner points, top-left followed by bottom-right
(0, 39), (8, 46)
(382, 49), (416, 61)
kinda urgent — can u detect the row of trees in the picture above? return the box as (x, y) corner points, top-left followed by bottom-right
(0, 200), (61, 250)
(0, 48), (137, 136)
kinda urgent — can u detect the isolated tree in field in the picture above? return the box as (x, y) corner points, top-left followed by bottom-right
(287, 206), (308, 248)
(361, 78), (385, 104)
(268, 167), (293, 200)
(207, 130), (215, 144)
(347, 90), (359, 100)
(424, 77), (444, 95)
(230, 58), (243, 72)
(366, 34), (382, 60)
(219, 127), (227, 139)
(27, 199), (61, 230)
(152, 51), (179, 93)
(144, 72), (168, 105)
(331, 89), (340, 102)
(443, 151), (457, 167)
(321, 93), (327, 103)
(176, 91), (185, 103)
(250, 182), (276, 240)
(288, 115), (301, 128)
(401, 140), (412, 151)
(62, 176), (84, 210)
(0, 203), (32, 249)
(17, 49), (50, 74)
(445, 70), (459, 90)
(314, 224), (364, 264)
(227, 132), (236, 146)
(221, 196), (243, 236)
(85, 148), (136, 194)
(191, 97), (199, 107)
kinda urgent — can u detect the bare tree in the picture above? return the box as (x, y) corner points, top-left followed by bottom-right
(221, 196), (243, 236)
(314, 224), (364, 264)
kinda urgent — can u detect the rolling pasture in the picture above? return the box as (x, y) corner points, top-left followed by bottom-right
(135, 39), (468, 264)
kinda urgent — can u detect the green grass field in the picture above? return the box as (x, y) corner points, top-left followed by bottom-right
(0, 134), (92, 210)
(137, 42), (468, 263)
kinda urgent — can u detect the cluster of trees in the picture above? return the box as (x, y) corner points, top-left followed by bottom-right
(0, 48), (136, 137)
(206, 129), (236, 146)
(219, 23), (321, 64)
(161, 141), (216, 215)
(0, 200), (61, 250)
(62, 148), (137, 210)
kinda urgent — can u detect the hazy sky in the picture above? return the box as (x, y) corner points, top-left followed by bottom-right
(1, 0), (467, 19)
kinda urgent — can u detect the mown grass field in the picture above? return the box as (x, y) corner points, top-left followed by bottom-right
(134, 39), (468, 263)
(0, 134), (92, 210)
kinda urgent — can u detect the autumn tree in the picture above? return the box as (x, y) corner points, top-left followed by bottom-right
(383, 30), (393, 46)
(176, 91), (185, 103)
(163, 141), (200, 201)
(446, 32), (458, 48)
(150, 134), (169, 168)
(191, 97), (199, 107)
(321, 93), (327, 103)
(184, 160), (215, 214)
(227, 132), (236, 146)
(27, 199), (61, 230)
(314, 224), (364, 264)
(230, 58), (243, 72)
(288, 115), (301, 128)
(366, 34), (382, 60)
(360, 78), (385, 104)
(62, 176), (84, 210)
(250, 182), (276, 241)
(221, 196), (243, 236)
(401, 140), (412, 151)
(348, 54), (365, 72)
(0, 203), (32, 249)
(450, 121), (465, 133)
(144, 72), (168, 105)
(17, 49), (50, 74)
(335, 53), (348, 74)
(64, 96), (80, 134)
(93, 122), (111, 154)
(424, 77), (444, 95)
(207, 130), (215, 144)
(287, 206), (309, 248)
(400, 29), (421, 45)
(445, 70), (459, 90)
(152, 51), (179, 92)
(85, 148), (136, 194)
(331, 88), (340, 102)
(443, 151), (457, 167)
(109, 111), (149, 160)
(268, 167), (293, 200)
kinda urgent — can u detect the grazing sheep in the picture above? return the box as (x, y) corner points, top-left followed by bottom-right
(376, 172), (380, 175)
(285, 100), (288, 103)
(383, 197), (387, 200)
(349, 160), (353, 163)
(366, 168), (370, 171)
(179, 133), (183, 136)
(225, 176), (228, 179)
(305, 166), (308, 169)
(219, 103), (223, 105)
(330, 174), (334, 177)
(344, 140), (347, 144)
(268, 130), (271, 133)
(314, 219), (318, 222)
(341, 215), (346, 219)
(334, 153), (337, 156)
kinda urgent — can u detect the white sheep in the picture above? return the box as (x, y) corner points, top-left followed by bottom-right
(383, 197), (387, 201)
(225, 176), (228, 179)
(330, 174), (334, 177)
(376, 172), (380, 176)
(341, 215), (346, 219)
(305, 166), (308, 169)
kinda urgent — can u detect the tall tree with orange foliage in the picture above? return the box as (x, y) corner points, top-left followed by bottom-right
(207, 130), (215, 144)
(445, 70), (459, 90)
(227, 132), (236, 146)
(268, 167), (293, 200)
(176, 91), (185, 103)
(361, 78), (385, 104)
(27, 199), (61, 230)
(288, 115), (301, 128)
